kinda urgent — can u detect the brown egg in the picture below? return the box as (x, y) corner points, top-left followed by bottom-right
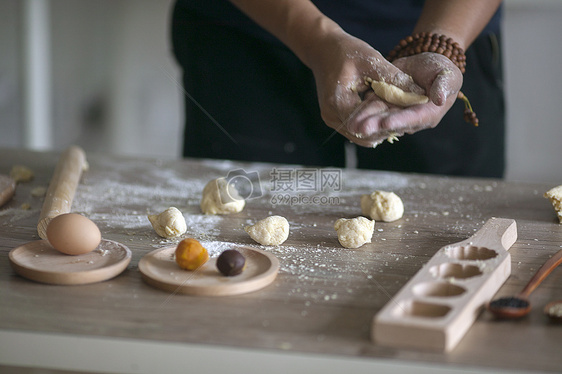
(46, 213), (102, 255)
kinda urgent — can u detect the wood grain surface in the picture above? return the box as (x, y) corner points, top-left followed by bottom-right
(0, 148), (561, 372)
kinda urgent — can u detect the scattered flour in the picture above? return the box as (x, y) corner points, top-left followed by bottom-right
(0, 156), (527, 308)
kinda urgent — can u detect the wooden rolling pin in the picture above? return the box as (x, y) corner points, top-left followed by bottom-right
(37, 146), (88, 239)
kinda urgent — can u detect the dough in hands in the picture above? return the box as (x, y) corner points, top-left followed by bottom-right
(368, 79), (428, 107)
(200, 177), (245, 215)
(334, 216), (375, 249)
(361, 190), (404, 222)
(544, 185), (562, 223)
(148, 207), (187, 238)
(245, 215), (289, 246)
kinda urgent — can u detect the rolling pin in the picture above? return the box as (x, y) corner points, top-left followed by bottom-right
(37, 146), (88, 239)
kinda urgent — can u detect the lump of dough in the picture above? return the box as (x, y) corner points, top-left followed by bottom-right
(334, 217), (375, 249)
(544, 185), (562, 223)
(201, 178), (246, 214)
(368, 79), (428, 107)
(200, 177), (245, 215)
(245, 215), (289, 246)
(31, 186), (47, 197)
(361, 190), (404, 222)
(10, 165), (34, 183)
(148, 207), (187, 238)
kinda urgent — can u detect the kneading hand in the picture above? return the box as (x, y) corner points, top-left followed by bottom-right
(308, 30), (463, 147)
(227, 0), (494, 148)
(306, 30), (428, 147)
(367, 52), (464, 139)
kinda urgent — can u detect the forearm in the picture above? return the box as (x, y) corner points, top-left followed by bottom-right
(413, 0), (503, 50)
(228, 0), (343, 68)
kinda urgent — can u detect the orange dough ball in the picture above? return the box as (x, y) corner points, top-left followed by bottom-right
(46, 213), (101, 255)
(175, 238), (209, 270)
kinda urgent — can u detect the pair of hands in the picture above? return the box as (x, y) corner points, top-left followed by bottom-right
(308, 31), (463, 147)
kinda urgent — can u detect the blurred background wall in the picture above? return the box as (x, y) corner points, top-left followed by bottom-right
(1, 0), (561, 183)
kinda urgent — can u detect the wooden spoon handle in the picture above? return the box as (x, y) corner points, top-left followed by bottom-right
(37, 146), (87, 239)
(520, 248), (562, 298)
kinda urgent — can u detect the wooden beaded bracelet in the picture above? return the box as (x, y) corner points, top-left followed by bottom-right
(387, 32), (478, 126)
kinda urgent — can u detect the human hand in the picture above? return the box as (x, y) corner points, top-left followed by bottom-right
(306, 31), (433, 147)
(308, 31), (463, 147)
(349, 52), (464, 146)
(227, 0), (471, 147)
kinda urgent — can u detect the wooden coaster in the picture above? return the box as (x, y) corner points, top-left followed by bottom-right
(9, 239), (132, 285)
(139, 245), (279, 296)
(0, 174), (16, 208)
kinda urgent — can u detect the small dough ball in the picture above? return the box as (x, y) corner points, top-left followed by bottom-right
(369, 79), (429, 107)
(334, 217), (374, 249)
(46, 213), (101, 255)
(10, 165), (34, 183)
(245, 215), (289, 246)
(361, 190), (404, 222)
(200, 177), (245, 215)
(31, 186), (47, 197)
(147, 207), (187, 238)
(544, 185), (562, 223)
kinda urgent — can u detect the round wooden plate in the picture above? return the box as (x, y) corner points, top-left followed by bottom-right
(138, 245), (279, 296)
(0, 174), (16, 208)
(9, 239), (132, 285)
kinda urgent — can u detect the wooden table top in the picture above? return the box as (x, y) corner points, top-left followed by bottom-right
(1, 148), (561, 373)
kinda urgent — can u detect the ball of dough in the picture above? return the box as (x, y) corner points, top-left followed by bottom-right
(200, 178), (245, 215)
(369, 79), (428, 107)
(334, 217), (375, 249)
(147, 207), (187, 238)
(10, 165), (34, 183)
(245, 215), (289, 246)
(544, 185), (562, 223)
(361, 190), (404, 222)
(31, 186), (47, 197)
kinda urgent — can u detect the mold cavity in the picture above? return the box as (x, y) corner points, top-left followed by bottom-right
(429, 263), (482, 279)
(393, 300), (451, 318)
(445, 245), (498, 260)
(412, 282), (467, 297)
